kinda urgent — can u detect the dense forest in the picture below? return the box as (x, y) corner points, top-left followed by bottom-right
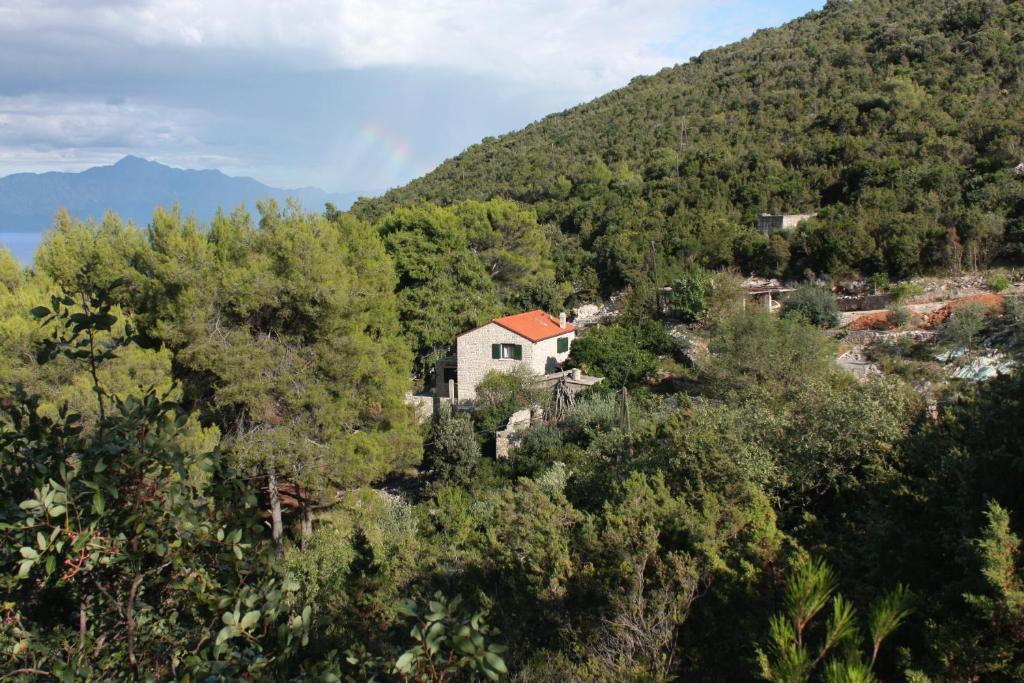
(2, 0), (1024, 681)
(356, 0), (1024, 292)
(2, 204), (1022, 681)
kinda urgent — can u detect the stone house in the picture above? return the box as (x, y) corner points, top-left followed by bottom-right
(757, 213), (817, 234)
(436, 309), (576, 403)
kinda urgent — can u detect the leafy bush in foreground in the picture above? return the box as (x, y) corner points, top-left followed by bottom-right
(568, 320), (674, 387)
(781, 285), (840, 328)
(668, 264), (714, 322)
(1, 289), (310, 680)
(940, 302), (991, 349)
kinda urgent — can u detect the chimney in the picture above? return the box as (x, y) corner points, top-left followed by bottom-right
(559, 312), (566, 329)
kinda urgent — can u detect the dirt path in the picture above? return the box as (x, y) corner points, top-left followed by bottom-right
(836, 348), (880, 379)
(840, 301), (945, 329)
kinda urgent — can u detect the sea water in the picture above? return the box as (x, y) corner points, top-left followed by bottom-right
(0, 232), (43, 264)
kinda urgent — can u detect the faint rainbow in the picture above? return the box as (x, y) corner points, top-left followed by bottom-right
(358, 122), (433, 178)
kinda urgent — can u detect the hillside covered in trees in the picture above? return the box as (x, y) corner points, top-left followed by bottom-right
(356, 0), (1024, 292)
(3, 0), (1024, 681)
(3, 203), (1024, 681)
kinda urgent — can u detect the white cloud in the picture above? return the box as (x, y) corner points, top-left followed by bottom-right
(5, 0), (709, 91)
(0, 95), (181, 146)
(0, 0), (822, 187)
(0, 94), (235, 172)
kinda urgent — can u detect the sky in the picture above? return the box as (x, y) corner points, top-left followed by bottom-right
(0, 0), (823, 193)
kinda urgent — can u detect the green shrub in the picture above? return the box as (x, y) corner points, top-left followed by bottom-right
(566, 391), (623, 437)
(710, 310), (838, 388)
(871, 272), (890, 293)
(889, 304), (911, 327)
(426, 405), (481, 486)
(534, 461), (571, 496)
(734, 232), (790, 278)
(891, 281), (925, 303)
(705, 271), (747, 325)
(630, 318), (677, 355)
(668, 264), (713, 322)
(0, 247), (22, 292)
(568, 320), (674, 387)
(1007, 295), (1023, 324)
(388, 592), (508, 681)
(507, 423), (568, 478)
(781, 285), (840, 328)
(986, 273), (1011, 292)
(473, 366), (544, 436)
(940, 302), (990, 349)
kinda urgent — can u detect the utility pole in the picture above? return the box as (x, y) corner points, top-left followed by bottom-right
(620, 386), (633, 460)
(620, 386), (631, 433)
(649, 240), (663, 317)
(676, 116), (687, 191)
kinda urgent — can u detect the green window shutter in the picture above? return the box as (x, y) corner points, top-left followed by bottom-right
(557, 336), (569, 353)
(492, 343), (500, 359)
(512, 344), (522, 360)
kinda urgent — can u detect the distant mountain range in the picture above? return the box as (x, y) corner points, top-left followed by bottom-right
(0, 156), (372, 233)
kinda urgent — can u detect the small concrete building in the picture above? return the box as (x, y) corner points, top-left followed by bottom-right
(757, 213), (816, 234)
(437, 309), (576, 403)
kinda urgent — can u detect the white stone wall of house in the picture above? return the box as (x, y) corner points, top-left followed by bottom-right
(455, 323), (534, 401)
(758, 213), (816, 234)
(781, 213), (816, 229)
(530, 331), (575, 375)
(455, 323), (575, 401)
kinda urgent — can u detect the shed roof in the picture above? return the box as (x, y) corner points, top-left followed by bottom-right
(492, 309), (575, 342)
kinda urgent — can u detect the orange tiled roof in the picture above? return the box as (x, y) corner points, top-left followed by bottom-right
(492, 309), (575, 342)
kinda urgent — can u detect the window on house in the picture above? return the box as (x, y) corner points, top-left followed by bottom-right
(557, 336), (569, 353)
(491, 343), (522, 360)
